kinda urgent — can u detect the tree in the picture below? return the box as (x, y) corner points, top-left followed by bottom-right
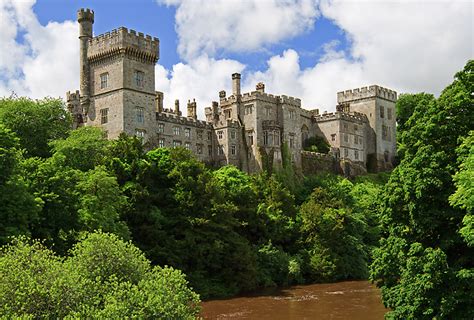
(0, 125), (40, 244)
(0, 233), (201, 319)
(370, 60), (474, 319)
(0, 97), (71, 158)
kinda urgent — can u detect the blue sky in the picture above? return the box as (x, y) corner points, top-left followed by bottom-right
(1, 0), (472, 115)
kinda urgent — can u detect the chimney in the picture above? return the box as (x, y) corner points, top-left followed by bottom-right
(232, 73), (241, 96)
(256, 82), (265, 93)
(174, 99), (180, 115)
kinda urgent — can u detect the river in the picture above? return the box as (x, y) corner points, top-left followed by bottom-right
(201, 280), (387, 319)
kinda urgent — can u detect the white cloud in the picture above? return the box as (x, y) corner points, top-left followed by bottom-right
(157, 0), (320, 61)
(0, 0), (78, 98)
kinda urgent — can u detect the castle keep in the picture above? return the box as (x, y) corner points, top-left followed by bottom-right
(67, 8), (397, 174)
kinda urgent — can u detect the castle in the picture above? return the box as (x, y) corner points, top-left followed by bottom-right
(67, 8), (397, 175)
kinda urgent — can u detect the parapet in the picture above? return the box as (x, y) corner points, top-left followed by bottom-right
(314, 111), (368, 124)
(77, 8), (94, 23)
(337, 85), (397, 103)
(88, 27), (159, 63)
(66, 90), (80, 102)
(156, 112), (213, 129)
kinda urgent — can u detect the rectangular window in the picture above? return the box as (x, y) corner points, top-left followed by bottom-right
(218, 131), (223, 139)
(158, 123), (164, 133)
(197, 144), (203, 154)
(173, 140), (182, 148)
(100, 108), (108, 124)
(185, 142), (191, 150)
(355, 150), (359, 160)
(134, 70), (144, 87)
(100, 73), (108, 89)
(135, 129), (145, 139)
(184, 128), (191, 138)
(247, 131), (253, 146)
(289, 134), (295, 148)
(344, 123), (348, 130)
(382, 125), (388, 140)
(208, 145), (212, 156)
(225, 110), (232, 119)
(207, 132), (212, 140)
(217, 145), (224, 155)
(387, 108), (392, 120)
(289, 110), (295, 120)
(265, 107), (271, 116)
(173, 126), (180, 136)
(344, 133), (348, 142)
(331, 134), (336, 141)
(245, 104), (253, 115)
(354, 135), (358, 144)
(230, 130), (236, 139)
(354, 124), (358, 131)
(380, 106), (385, 118)
(135, 107), (144, 124)
(274, 132), (280, 146)
(231, 145), (236, 155)
(344, 148), (348, 157)
(158, 138), (165, 148)
(197, 130), (203, 140)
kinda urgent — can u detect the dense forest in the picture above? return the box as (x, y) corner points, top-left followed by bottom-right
(0, 60), (472, 319)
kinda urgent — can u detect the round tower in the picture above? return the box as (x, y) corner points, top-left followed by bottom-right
(77, 8), (94, 113)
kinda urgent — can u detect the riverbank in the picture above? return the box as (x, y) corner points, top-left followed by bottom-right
(201, 280), (387, 319)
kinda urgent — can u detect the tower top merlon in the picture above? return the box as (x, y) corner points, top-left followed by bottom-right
(77, 8), (94, 23)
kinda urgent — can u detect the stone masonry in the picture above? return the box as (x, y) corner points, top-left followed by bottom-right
(67, 8), (397, 174)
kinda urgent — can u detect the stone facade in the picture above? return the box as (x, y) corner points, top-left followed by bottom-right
(67, 8), (397, 174)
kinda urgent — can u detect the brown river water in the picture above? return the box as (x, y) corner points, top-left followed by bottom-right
(201, 280), (387, 320)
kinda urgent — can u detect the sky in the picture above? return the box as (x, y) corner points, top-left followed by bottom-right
(0, 0), (472, 118)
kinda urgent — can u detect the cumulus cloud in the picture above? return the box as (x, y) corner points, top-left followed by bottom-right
(157, 0), (319, 61)
(0, 0), (78, 98)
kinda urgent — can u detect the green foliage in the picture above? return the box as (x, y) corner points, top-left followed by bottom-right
(370, 60), (474, 319)
(0, 233), (200, 319)
(303, 136), (330, 153)
(0, 97), (71, 158)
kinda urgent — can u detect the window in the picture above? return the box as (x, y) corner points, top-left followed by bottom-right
(382, 125), (388, 140)
(197, 130), (203, 140)
(173, 126), (180, 136)
(231, 145), (236, 155)
(100, 108), (108, 124)
(135, 107), (144, 124)
(289, 134), (295, 148)
(387, 108), (392, 120)
(245, 104), (253, 115)
(197, 144), (203, 154)
(173, 140), (182, 148)
(217, 145), (224, 155)
(354, 124), (358, 131)
(344, 133), (348, 143)
(344, 148), (348, 157)
(265, 107), (271, 116)
(158, 123), (164, 133)
(184, 128), (191, 138)
(225, 109), (232, 119)
(208, 145), (212, 156)
(207, 132), (212, 140)
(274, 132), (280, 146)
(331, 134), (336, 141)
(354, 135), (358, 144)
(263, 131), (273, 146)
(344, 123), (348, 130)
(247, 131), (253, 146)
(158, 138), (165, 148)
(380, 106), (385, 118)
(135, 129), (145, 139)
(289, 110), (296, 120)
(185, 142), (191, 150)
(218, 131), (223, 139)
(134, 70), (144, 87)
(230, 130), (236, 139)
(355, 150), (359, 160)
(100, 73), (109, 89)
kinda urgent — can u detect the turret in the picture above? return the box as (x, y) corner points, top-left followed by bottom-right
(77, 8), (94, 114)
(256, 82), (265, 93)
(155, 91), (164, 113)
(187, 99), (197, 119)
(174, 99), (181, 115)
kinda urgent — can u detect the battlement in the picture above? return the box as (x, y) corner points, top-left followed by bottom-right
(279, 95), (301, 107)
(77, 8), (94, 23)
(337, 85), (397, 103)
(66, 90), (80, 102)
(156, 112), (213, 129)
(88, 27), (159, 63)
(314, 111), (368, 124)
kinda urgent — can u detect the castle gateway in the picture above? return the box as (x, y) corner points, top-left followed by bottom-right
(67, 8), (397, 174)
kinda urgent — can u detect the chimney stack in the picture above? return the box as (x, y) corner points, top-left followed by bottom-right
(232, 73), (241, 96)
